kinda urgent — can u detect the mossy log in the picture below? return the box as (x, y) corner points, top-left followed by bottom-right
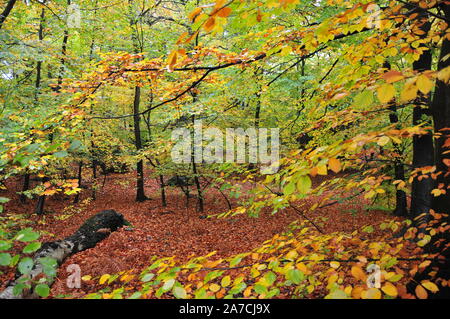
(0, 210), (127, 299)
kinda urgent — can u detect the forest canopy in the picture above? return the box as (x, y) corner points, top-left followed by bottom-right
(0, 0), (449, 300)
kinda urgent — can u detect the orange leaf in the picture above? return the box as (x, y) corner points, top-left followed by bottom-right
(328, 158), (341, 173)
(382, 70), (404, 83)
(415, 285), (428, 299)
(204, 17), (216, 32)
(217, 7), (232, 18)
(351, 266), (367, 281)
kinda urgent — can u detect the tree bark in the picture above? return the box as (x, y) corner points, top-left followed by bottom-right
(0, 210), (127, 299)
(133, 86), (147, 202)
(55, 0), (71, 92)
(73, 161), (83, 204)
(0, 0), (17, 29)
(431, 3), (450, 215)
(410, 13), (435, 220)
(389, 103), (408, 216)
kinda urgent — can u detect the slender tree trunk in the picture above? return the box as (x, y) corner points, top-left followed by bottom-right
(133, 86), (147, 202)
(389, 104), (408, 216)
(159, 175), (167, 207)
(55, 0), (71, 92)
(74, 161), (83, 203)
(0, 0), (17, 29)
(410, 13), (435, 221)
(382, 62), (408, 216)
(19, 174), (30, 203)
(35, 186), (46, 215)
(21, 7), (45, 203)
(33, 5), (49, 214)
(128, 0), (147, 202)
(191, 115), (204, 212)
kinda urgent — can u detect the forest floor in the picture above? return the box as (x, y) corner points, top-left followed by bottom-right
(0, 170), (399, 298)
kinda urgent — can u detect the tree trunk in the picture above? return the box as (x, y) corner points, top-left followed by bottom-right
(0, 0), (17, 29)
(431, 3), (450, 215)
(20, 174), (30, 203)
(389, 103), (408, 216)
(73, 161), (83, 204)
(55, 0), (71, 92)
(21, 8), (45, 203)
(133, 86), (147, 202)
(383, 62), (408, 216)
(410, 13), (435, 221)
(191, 115), (204, 212)
(159, 175), (167, 207)
(0, 210), (127, 299)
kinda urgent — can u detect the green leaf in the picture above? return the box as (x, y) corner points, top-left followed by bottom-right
(141, 273), (155, 283)
(13, 283), (27, 296)
(23, 242), (41, 254)
(354, 90), (374, 108)
(362, 225), (374, 233)
(0, 240), (12, 251)
(35, 284), (50, 298)
(296, 175), (312, 194)
(53, 151), (68, 158)
(0, 253), (12, 266)
(230, 255), (243, 267)
(39, 257), (57, 277)
(18, 257), (34, 274)
(263, 271), (277, 286)
(68, 140), (83, 151)
(162, 279), (175, 292)
(325, 289), (349, 299)
(0, 197), (9, 204)
(283, 181), (296, 196)
(129, 292), (142, 299)
(254, 284), (268, 295)
(173, 286), (187, 299)
(16, 228), (40, 242)
(286, 269), (304, 284)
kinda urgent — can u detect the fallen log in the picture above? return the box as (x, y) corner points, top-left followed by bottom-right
(0, 210), (127, 299)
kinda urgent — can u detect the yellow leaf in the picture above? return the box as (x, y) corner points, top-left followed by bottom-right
(330, 261), (340, 269)
(377, 83), (395, 103)
(400, 83), (418, 102)
(209, 283), (221, 292)
(221, 276), (231, 287)
(377, 136), (390, 146)
(351, 266), (367, 281)
(363, 288), (381, 299)
(317, 164), (328, 175)
(416, 75), (433, 94)
(344, 285), (353, 295)
(381, 282), (398, 297)
(81, 275), (92, 281)
(188, 8), (202, 22)
(243, 286), (252, 297)
(422, 281), (439, 293)
(167, 51), (177, 69)
(99, 274), (110, 285)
